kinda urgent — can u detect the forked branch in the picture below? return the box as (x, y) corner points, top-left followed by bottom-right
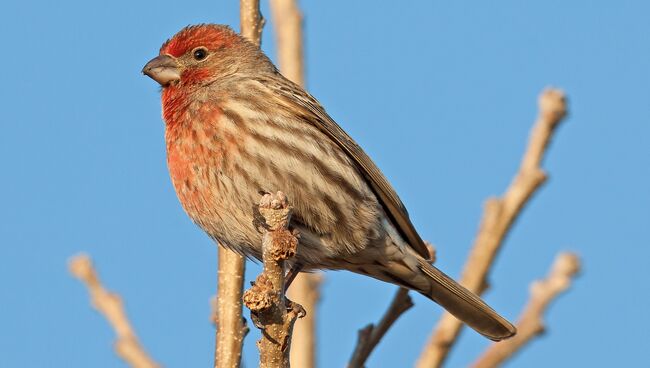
(473, 252), (581, 368)
(417, 89), (568, 368)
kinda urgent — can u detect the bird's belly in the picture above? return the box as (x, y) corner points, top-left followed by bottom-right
(167, 148), (263, 258)
(167, 125), (387, 266)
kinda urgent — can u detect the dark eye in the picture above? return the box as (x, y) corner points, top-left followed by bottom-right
(193, 48), (208, 61)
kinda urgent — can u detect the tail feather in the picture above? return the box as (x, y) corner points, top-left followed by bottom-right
(350, 250), (516, 340)
(418, 260), (516, 341)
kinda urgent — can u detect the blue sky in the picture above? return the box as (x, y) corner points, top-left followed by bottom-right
(1, 1), (648, 367)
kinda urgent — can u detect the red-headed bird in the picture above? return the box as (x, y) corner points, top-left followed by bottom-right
(143, 24), (516, 340)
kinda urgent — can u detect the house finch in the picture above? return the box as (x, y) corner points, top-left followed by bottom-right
(143, 24), (515, 340)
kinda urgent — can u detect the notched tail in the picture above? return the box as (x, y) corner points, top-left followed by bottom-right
(418, 260), (516, 341)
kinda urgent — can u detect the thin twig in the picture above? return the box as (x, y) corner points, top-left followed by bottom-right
(472, 252), (581, 368)
(243, 191), (304, 368)
(348, 288), (414, 368)
(347, 242), (435, 367)
(269, 1), (322, 367)
(417, 89), (568, 368)
(69, 254), (159, 368)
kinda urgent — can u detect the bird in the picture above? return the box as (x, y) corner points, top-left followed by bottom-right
(142, 24), (516, 341)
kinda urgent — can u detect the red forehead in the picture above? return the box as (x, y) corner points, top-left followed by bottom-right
(160, 24), (238, 57)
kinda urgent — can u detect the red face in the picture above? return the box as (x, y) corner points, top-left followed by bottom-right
(160, 25), (238, 58)
(142, 24), (240, 87)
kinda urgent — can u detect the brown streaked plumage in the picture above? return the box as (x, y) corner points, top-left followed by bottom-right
(143, 24), (516, 340)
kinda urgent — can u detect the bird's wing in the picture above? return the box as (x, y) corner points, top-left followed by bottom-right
(263, 76), (429, 259)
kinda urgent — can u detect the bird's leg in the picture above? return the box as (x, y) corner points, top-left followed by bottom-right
(284, 263), (303, 290)
(283, 264), (308, 323)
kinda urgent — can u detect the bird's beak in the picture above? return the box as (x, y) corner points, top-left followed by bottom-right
(142, 55), (181, 86)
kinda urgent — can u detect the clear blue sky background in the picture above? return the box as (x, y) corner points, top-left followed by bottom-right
(1, 1), (648, 367)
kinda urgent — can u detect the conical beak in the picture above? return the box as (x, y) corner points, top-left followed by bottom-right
(142, 55), (181, 86)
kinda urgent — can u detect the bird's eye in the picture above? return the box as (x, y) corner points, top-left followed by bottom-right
(193, 48), (208, 61)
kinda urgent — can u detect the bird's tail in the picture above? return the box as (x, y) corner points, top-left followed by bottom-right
(417, 260), (516, 341)
(373, 257), (516, 341)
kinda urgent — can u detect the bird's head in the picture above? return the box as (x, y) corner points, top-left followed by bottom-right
(142, 24), (267, 88)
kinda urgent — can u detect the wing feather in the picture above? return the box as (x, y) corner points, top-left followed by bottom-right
(260, 75), (429, 258)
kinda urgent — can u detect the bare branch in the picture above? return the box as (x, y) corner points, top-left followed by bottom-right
(417, 89), (568, 368)
(243, 192), (304, 368)
(215, 248), (247, 368)
(69, 254), (159, 368)
(347, 244), (434, 367)
(348, 288), (414, 368)
(240, 0), (265, 47)
(286, 273), (322, 368)
(269, 1), (322, 367)
(472, 253), (581, 368)
(270, 0), (304, 86)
